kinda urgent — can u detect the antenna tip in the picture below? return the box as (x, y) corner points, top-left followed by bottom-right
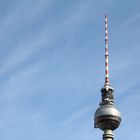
(105, 14), (108, 21)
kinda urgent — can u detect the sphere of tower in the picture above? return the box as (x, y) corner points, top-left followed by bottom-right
(94, 104), (121, 131)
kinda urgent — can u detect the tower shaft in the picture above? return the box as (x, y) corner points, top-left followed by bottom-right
(103, 130), (114, 140)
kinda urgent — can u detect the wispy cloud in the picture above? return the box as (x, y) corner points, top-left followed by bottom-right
(122, 12), (140, 25)
(0, 0), (139, 140)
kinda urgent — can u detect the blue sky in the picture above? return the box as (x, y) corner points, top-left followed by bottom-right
(0, 0), (140, 139)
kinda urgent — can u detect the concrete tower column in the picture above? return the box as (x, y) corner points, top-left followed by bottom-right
(103, 129), (114, 140)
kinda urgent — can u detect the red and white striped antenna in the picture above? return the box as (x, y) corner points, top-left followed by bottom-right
(105, 15), (110, 87)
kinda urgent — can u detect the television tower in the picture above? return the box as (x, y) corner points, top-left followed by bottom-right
(94, 15), (121, 140)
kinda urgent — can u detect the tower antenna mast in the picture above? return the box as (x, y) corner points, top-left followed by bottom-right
(94, 15), (122, 140)
(105, 14), (110, 87)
